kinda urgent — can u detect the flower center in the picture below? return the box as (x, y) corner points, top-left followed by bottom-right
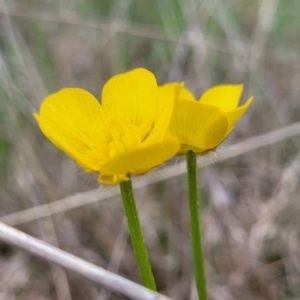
(87, 116), (152, 162)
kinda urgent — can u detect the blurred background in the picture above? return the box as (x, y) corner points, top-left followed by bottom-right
(1, 0), (300, 299)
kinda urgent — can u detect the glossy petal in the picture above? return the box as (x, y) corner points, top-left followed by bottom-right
(145, 82), (183, 144)
(199, 85), (243, 112)
(179, 86), (197, 101)
(170, 98), (229, 153)
(98, 138), (180, 175)
(225, 96), (253, 136)
(102, 68), (157, 130)
(34, 88), (106, 171)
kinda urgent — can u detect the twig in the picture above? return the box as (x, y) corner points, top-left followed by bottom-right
(0, 222), (173, 300)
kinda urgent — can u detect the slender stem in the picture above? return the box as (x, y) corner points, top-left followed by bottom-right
(120, 177), (157, 291)
(186, 151), (208, 300)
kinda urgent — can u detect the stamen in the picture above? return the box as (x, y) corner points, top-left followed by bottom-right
(112, 129), (120, 142)
(109, 148), (116, 158)
(88, 116), (152, 162)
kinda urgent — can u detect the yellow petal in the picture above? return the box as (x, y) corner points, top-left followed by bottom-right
(170, 98), (229, 153)
(34, 88), (106, 171)
(101, 68), (157, 129)
(145, 82), (183, 144)
(98, 138), (180, 175)
(225, 96), (253, 136)
(199, 85), (243, 112)
(179, 86), (197, 101)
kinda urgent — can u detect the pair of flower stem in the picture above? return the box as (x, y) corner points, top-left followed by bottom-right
(120, 150), (207, 299)
(34, 68), (252, 298)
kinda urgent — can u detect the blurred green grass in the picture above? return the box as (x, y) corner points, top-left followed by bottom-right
(1, 0), (300, 299)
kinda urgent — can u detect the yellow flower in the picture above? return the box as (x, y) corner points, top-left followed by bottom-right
(166, 84), (253, 155)
(34, 68), (182, 185)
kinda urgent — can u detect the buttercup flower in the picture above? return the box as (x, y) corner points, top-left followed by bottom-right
(166, 84), (253, 155)
(34, 68), (182, 185)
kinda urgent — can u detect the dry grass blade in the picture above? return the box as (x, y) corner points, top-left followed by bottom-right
(0, 189), (119, 226)
(2, 121), (300, 226)
(217, 121), (300, 162)
(0, 222), (174, 300)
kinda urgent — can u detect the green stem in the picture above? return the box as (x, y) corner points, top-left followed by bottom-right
(186, 151), (208, 300)
(120, 177), (157, 291)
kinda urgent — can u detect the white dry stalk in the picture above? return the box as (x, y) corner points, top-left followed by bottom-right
(0, 222), (173, 300)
